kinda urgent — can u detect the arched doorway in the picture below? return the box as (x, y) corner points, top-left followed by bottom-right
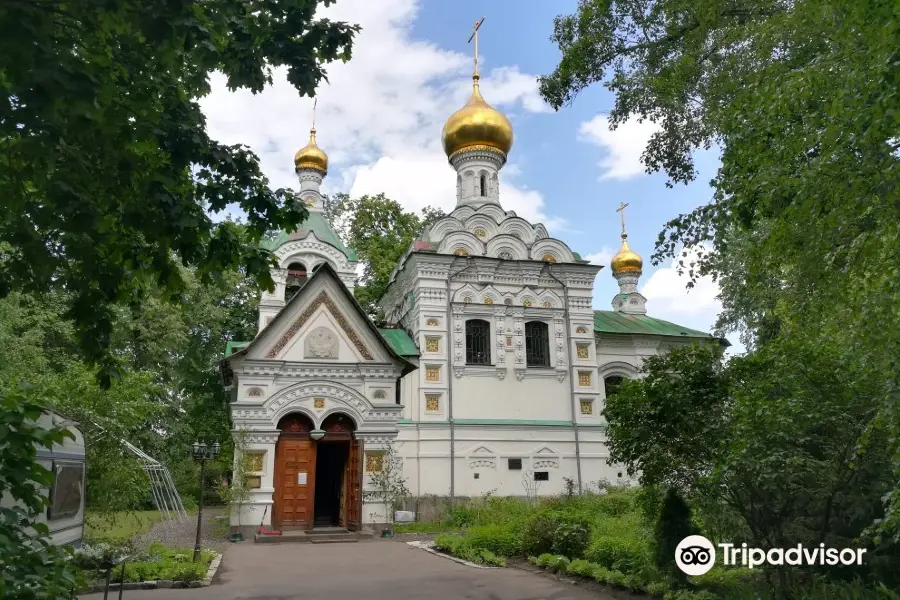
(273, 412), (362, 531)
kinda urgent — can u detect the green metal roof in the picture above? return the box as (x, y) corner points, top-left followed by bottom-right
(378, 328), (419, 357)
(594, 310), (725, 343)
(261, 212), (358, 261)
(225, 341), (251, 356)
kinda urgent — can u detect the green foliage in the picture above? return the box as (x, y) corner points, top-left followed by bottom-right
(585, 536), (651, 573)
(521, 513), (561, 557)
(367, 443), (409, 526)
(0, 390), (81, 599)
(433, 534), (505, 567)
(465, 523), (522, 557)
(655, 489), (699, 585)
(551, 520), (590, 560)
(1, 0), (361, 383)
(77, 543), (215, 584)
(324, 193), (444, 320)
(566, 558), (595, 577)
(541, 0), (900, 557)
(604, 340), (896, 588)
(220, 430), (254, 528)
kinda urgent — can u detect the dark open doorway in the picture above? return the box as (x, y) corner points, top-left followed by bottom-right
(313, 442), (348, 527)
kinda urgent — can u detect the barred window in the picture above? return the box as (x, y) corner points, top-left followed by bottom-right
(465, 319), (491, 365)
(525, 321), (550, 367)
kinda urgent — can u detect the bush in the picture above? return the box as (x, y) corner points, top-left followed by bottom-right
(466, 523), (522, 556)
(434, 534), (505, 567)
(522, 513), (559, 556)
(585, 536), (651, 573)
(655, 489), (699, 584)
(551, 520), (590, 559)
(566, 558), (595, 577)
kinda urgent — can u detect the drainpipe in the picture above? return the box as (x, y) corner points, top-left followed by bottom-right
(445, 257), (475, 507)
(547, 264), (583, 493)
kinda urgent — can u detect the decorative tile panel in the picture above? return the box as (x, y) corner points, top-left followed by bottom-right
(578, 371), (592, 387)
(313, 397), (325, 409)
(575, 326), (587, 334)
(365, 451), (384, 472)
(580, 399), (593, 415)
(576, 343), (590, 360)
(426, 318), (440, 327)
(373, 390), (386, 400)
(425, 366), (440, 382)
(425, 337), (440, 353)
(425, 394), (440, 412)
(245, 451), (265, 473)
(266, 291), (373, 359)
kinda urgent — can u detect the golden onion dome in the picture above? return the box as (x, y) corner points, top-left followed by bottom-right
(293, 128), (328, 174)
(610, 234), (643, 274)
(442, 74), (513, 159)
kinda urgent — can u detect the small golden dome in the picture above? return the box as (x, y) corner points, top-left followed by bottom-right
(293, 128), (328, 174)
(442, 74), (513, 159)
(610, 234), (643, 274)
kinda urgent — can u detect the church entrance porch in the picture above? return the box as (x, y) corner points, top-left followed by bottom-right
(273, 412), (361, 531)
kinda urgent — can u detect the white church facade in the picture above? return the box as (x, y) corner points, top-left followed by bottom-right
(222, 65), (726, 532)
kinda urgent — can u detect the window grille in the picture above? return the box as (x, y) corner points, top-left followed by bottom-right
(525, 321), (550, 367)
(465, 319), (491, 365)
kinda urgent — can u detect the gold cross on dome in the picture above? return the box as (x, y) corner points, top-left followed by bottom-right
(311, 97), (317, 130)
(616, 201), (630, 235)
(468, 17), (485, 76)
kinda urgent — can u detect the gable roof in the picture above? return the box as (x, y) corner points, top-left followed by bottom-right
(261, 211), (358, 262)
(593, 310), (730, 347)
(223, 263), (416, 373)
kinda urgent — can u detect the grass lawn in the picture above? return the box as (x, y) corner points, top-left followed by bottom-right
(84, 510), (166, 541)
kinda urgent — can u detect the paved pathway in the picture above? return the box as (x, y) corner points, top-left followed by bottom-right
(80, 540), (610, 600)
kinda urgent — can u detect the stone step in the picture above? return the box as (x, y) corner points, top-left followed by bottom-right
(254, 529), (374, 544)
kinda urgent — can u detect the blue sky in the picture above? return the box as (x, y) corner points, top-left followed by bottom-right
(201, 0), (734, 348)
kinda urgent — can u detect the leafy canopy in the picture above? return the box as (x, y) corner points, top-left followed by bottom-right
(0, 0), (360, 384)
(325, 193), (444, 319)
(542, 0), (899, 541)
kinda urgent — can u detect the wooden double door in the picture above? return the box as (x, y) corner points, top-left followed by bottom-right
(273, 436), (362, 530)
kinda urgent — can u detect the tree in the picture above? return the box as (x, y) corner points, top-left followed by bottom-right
(605, 338), (897, 589)
(367, 444), (409, 535)
(0, 389), (80, 599)
(220, 429), (255, 541)
(655, 489), (698, 586)
(325, 193), (444, 319)
(541, 0), (899, 543)
(1, 0), (361, 384)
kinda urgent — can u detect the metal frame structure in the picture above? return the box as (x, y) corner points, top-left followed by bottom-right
(122, 440), (188, 521)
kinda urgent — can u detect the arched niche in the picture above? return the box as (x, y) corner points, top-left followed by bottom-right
(320, 412), (357, 441)
(277, 412), (315, 438)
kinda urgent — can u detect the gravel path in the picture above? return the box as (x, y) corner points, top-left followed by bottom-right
(133, 506), (231, 552)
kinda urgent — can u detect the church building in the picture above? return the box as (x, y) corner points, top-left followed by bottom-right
(221, 51), (725, 532)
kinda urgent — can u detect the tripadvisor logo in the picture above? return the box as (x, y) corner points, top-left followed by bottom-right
(676, 535), (867, 575)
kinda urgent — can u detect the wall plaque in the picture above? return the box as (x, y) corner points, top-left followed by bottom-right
(297, 472), (308, 485)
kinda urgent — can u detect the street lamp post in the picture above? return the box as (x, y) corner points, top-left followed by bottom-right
(191, 440), (220, 562)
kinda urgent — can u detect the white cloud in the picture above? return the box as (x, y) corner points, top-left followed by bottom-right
(577, 114), (659, 180)
(640, 247), (721, 319)
(583, 247), (616, 267)
(199, 0), (559, 228)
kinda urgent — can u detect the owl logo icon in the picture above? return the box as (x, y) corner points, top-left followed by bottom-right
(675, 535), (716, 576)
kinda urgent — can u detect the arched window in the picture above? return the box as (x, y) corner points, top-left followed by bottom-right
(525, 321), (550, 367)
(285, 262), (307, 302)
(465, 319), (491, 365)
(479, 173), (487, 197)
(604, 375), (625, 398)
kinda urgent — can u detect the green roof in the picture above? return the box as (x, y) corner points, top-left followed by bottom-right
(225, 341), (251, 356)
(594, 310), (725, 344)
(261, 212), (358, 261)
(378, 328), (419, 357)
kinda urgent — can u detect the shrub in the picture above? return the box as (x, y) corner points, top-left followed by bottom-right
(566, 558), (594, 577)
(434, 534), (505, 567)
(522, 513), (560, 556)
(551, 520), (590, 559)
(466, 523), (522, 556)
(655, 489), (699, 584)
(585, 536), (651, 573)
(647, 581), (671, 595)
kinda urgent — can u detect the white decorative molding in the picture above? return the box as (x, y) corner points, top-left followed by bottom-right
(234, 430), (280, 444)
(304, 326), (338, 359)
